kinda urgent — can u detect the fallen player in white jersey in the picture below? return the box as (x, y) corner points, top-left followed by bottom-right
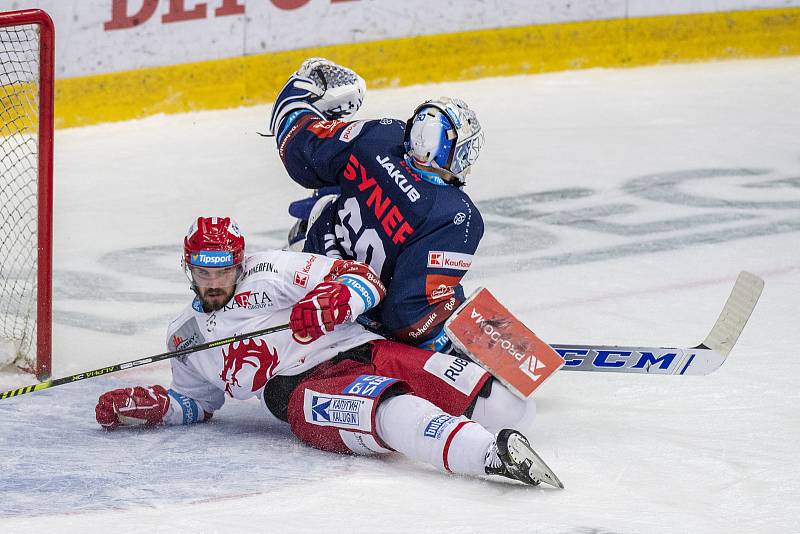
(94, 216), (562, 488)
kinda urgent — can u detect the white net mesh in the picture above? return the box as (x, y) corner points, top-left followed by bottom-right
(0, 22), (40, 369)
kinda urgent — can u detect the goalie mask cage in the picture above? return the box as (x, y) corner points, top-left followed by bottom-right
(0, 9), (54, 380)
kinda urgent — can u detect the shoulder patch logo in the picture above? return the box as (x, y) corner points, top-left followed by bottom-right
(339, 120), (365, 142)
(294, 271), (309, 287)
(308, 119), (347, 139)
(169, 317), (205, 353)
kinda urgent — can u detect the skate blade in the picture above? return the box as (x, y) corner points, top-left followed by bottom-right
(508, 434), (565, 489)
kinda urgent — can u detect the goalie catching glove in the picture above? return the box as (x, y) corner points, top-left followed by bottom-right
(269, 57), (366, 137)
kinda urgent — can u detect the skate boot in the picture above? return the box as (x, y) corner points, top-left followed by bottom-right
(485, 429), (564, 489)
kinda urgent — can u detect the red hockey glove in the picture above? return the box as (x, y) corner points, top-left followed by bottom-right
(95, 385), (171, 431)
(290, 281), (352, 344)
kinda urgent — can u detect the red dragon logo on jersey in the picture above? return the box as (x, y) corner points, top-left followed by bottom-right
(220, 339), (279, 396)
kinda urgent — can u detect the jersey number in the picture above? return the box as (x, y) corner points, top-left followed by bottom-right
(335, 197), (387, 276)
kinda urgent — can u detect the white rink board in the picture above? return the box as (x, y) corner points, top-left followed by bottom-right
(0, 0), (798, 77)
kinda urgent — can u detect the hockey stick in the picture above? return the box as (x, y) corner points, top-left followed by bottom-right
(0, 323), (290, 401)
(553, 271), (764, 375)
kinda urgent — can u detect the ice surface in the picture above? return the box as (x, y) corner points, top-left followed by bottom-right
(1, 57), (799, 533)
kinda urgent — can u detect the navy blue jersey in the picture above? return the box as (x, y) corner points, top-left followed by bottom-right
(275, 111), (484, 351)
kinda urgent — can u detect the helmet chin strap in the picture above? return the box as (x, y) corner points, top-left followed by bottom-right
(406, 156), (466, 188)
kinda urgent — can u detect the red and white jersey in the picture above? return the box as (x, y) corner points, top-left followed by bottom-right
(165, 250), (384, 414)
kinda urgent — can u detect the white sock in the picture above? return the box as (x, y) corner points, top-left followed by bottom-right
(470, 380), (537, 434)
(375, 394), (493, 476)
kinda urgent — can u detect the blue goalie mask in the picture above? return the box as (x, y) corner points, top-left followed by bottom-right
(403, 97), (484, 185)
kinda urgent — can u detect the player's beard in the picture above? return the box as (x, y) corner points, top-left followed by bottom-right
(199, 286), (235, 312)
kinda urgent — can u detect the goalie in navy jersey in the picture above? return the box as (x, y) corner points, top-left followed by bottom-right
(94, 217), (561, 488)
(268, 58), (485, 353)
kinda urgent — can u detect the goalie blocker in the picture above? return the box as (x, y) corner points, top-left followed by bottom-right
(445, 288), (565, 399)
(445, 271), (764, 397)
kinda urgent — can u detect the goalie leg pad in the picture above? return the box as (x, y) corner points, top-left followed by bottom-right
(287, 191), (340, 250)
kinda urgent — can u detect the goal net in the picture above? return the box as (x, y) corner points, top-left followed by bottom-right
(0, 9), (53, 379)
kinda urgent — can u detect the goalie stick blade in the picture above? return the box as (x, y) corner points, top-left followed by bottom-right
(700, 271), (764, 357)
(554, 271), (764, 375)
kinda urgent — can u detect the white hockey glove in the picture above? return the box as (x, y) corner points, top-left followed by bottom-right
(269, 58), (365, 138)
(297, 57), (365, 120)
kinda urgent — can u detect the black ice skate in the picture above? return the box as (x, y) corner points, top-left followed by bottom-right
(485, 429), (564, 489)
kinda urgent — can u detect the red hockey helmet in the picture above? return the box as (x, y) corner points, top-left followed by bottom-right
(183, 217), (245, 288)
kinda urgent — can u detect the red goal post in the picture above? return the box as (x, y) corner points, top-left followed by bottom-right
(0, 8), (54, 380)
